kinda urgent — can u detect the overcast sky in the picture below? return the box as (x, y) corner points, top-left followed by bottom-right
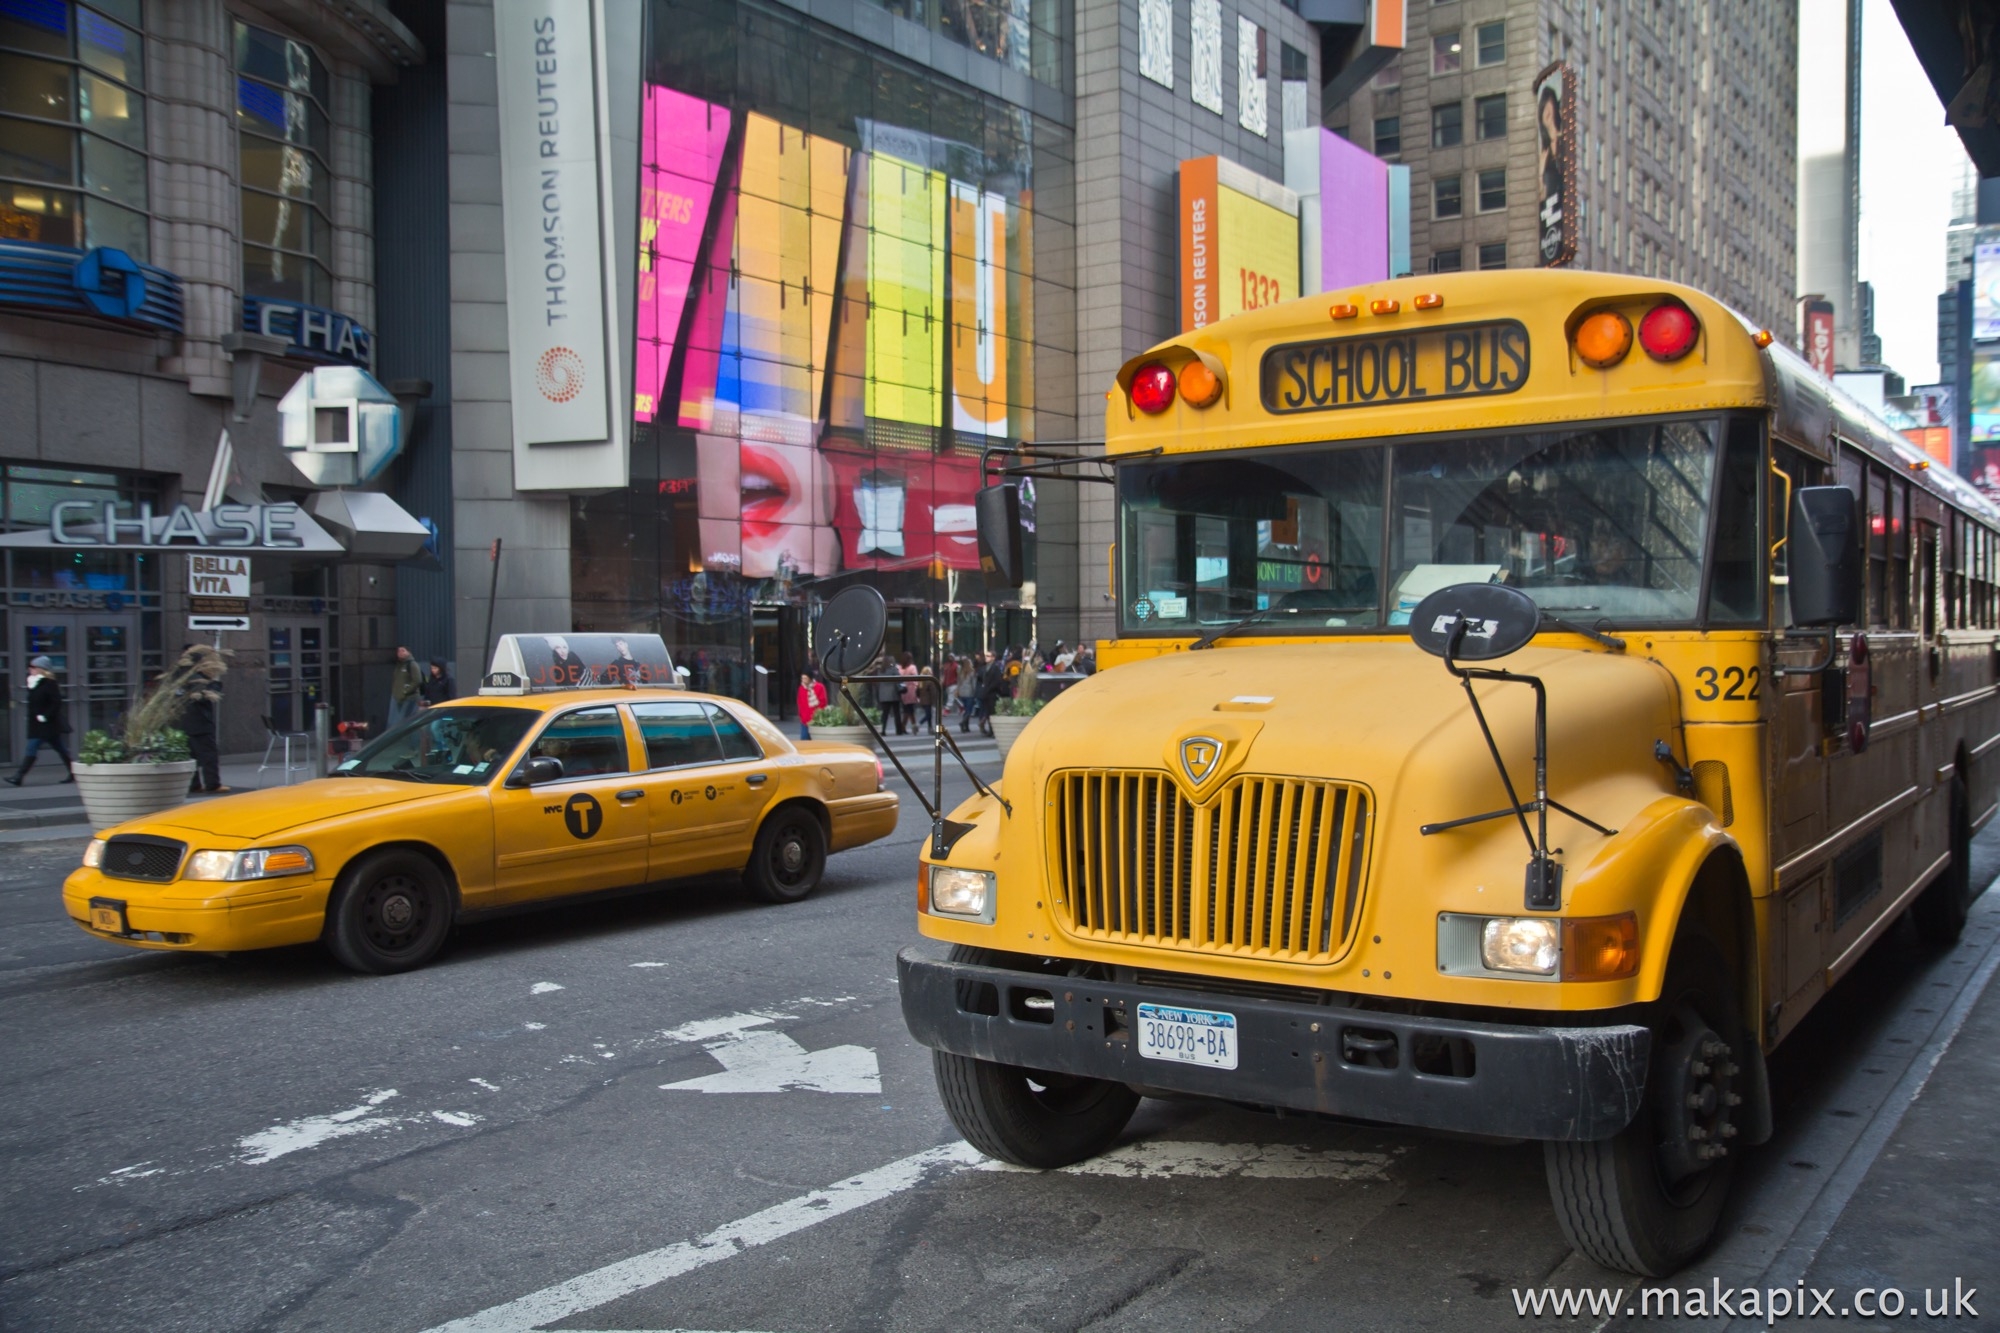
(1856, 0), (1972, 388)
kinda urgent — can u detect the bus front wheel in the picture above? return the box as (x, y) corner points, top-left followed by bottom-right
(1911, 772), (1972, 946)
(1543, 938), (1742, 1276)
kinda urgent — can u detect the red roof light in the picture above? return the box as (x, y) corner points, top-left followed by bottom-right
(1130, 362), (1177, 414)
(1637, 301), (1699, 361)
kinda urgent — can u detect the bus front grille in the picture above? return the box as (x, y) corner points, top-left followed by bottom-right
(1047, 770), (1372, 963)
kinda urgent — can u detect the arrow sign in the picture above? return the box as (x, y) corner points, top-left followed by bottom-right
(660, 1015), (879, 1095)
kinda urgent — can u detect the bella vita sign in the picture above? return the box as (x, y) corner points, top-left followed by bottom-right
(494, 0), (627, 491)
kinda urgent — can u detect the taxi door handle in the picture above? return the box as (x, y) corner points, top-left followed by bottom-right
(747, 774), (768, 786)
(615, 789), (645, 802)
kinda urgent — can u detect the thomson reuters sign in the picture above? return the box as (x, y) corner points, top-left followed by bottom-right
(492, 0), (628, 490)
(1179, 156), (1300, 334)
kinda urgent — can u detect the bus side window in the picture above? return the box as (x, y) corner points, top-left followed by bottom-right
(1919, 519), (1938, 640)
(1766, 442), (1820, 628)
(1890, 479), (1911, 630)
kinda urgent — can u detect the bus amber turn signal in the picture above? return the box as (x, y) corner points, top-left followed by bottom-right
(1129, 361), (1176, 414)
(1370, 298), (1401, 315)
(1329, 302), (1359, 320)
(1637, 301), (1699, 361)
(1178, 358), (1223, 407)
(1413, 292), (1445, 310)
(1560, 913), (1640, 981)
(1574, 310), (1634, 368)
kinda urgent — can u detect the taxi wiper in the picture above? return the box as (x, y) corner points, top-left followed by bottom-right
(1188, 604), (1300, 651)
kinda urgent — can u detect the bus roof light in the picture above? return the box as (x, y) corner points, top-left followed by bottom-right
(1753, 329), (1775, 348)
(1574, 310), (1633, 368)
(1637, 301), (1699, 361)
(1370, 298), (1401, 315)
(1179, 358), (1224, 408)
(1414, 293), (1445, 310)
(1129, 361), (1176, 414)
(1329, 303), (1359, 319)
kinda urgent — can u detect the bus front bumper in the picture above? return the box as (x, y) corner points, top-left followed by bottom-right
(897, 947), (1651, 1142)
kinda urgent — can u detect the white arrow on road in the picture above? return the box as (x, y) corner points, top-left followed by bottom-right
(659, 1013), (879, 1094)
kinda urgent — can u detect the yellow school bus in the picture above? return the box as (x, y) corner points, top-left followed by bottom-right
(897, 269), (2000, 1275)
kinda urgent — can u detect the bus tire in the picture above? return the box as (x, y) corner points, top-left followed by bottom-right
(931, 945), (1139, 1168)
(323, 850), (452, 974)
(1543, 937), (1741, 1276)
(1912, 772), (1972, 946)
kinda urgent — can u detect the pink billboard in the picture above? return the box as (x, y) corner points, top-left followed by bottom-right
(634, 88), (732, 424)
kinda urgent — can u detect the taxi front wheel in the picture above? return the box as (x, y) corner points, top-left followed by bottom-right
(324, 850), (452, 974)
(744, 807), (827, 904)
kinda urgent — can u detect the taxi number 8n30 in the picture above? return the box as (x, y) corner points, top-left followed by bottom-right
(1136, 1002), (1239, 1070)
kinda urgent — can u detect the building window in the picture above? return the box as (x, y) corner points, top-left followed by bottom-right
(1280, 42), (1309, 132)
(0, 0), (149, 258)
(1431, 31), (1462, 74)
(1477, 166), (1506, 211)
(1430, 247), (1463, 272)
(234, 21), (332, 307)
(1476, 20), (1504, 65)
(1372, 60), (1401, 90)
(1478, 241), (1507, 268)
(1475, 93), (1506, 140)
(1433, 174), (1462, 218)
(1431, 102), (1462, 148)
(1374, 115), (1401, 157)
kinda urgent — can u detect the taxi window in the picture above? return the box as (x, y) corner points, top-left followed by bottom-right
(633, 701), (724, 769)
(705, 703), (764, 761)
(529, 706), (630, 778)
(335, 706), (535, 784)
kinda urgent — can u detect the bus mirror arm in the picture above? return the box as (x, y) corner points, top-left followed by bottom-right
(1420, 621), (1619, 912)
(1774, 628), (1839, 677)
(833, 677), (1010, 860)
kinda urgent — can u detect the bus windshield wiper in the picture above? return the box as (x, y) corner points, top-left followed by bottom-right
(1540, 614), (1626, 652)
(1188, 604), (1299, 650)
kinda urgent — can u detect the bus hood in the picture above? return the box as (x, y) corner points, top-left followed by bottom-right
(1007, 641), (1684, 842)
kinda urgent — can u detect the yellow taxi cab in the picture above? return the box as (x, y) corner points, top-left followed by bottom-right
(63, 634), (897, 973)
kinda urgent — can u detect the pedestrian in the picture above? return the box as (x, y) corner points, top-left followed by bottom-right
(1074, 644), (1096, 676)
(389, 646), (422, 727)
(956, 654), (980, 731)
(6, 655), (73, 785)
(797, 672), (827, 741)
(897, 652), (920, 734)
(940, 655), (959, 717)
(419, 657), (455, 707)
(176, 644), (229, 794)
(976, 651), (1008, 738)
(1053, 640), (1076, 671)
(916, 661), (936, 729)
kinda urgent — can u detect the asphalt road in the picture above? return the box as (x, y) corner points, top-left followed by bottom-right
(2, 757), (1997, 1333)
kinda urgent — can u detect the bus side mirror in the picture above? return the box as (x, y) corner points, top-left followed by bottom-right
(1787, 485), (1861, 628)
(976, 483), (1026, 588)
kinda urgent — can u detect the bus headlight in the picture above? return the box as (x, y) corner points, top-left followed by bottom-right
(1481, 917), (1559, 975)
(184, 846), (316, 881)
(929, 866), (995, 921)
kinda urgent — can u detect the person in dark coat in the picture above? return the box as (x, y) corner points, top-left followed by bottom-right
(7, 655), (73, 785)
(176, 644), (229, 794)
(419, 657), (455, 707)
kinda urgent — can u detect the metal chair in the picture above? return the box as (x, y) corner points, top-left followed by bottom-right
(257, 714), (314, 786)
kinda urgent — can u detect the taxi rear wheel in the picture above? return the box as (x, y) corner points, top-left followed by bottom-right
(744, 807), (827, 904)
(324, 850), (452, 974)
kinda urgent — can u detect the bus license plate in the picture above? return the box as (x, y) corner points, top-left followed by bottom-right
(1136, 1002), (1238, 1070)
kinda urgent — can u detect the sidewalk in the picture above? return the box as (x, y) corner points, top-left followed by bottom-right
(0, 750), (303, 842)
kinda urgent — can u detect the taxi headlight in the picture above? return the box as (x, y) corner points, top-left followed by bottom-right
(81, 838), (105, 869)
(928, 866), (994, 921)
(1480, 917), (1559, 975)
(184, 846), (316, 882)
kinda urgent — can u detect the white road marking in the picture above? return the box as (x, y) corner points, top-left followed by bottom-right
(419, 1141), (984, 1333)
(236, 1089), (401, 1164)
(524, 1022), (547, 1031)
(974, 1139), (1395, 1180)
(659, 1011), (788, 1044)
(432, 1111), (481, 1127)
(531, 982), (565, 995)
(660, 1027), (880, 1095)
(469, 1078), (501, 1092)
(629, 962), (668, 969)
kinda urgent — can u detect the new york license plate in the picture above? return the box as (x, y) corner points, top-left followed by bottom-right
(89, 897), (128, 934)
(1136, 1002), (1238, 1070)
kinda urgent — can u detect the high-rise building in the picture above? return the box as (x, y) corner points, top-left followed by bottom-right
(1325, 0), (1797, 335)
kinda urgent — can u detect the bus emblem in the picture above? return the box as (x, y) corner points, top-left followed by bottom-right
(1180, 737), (1223, 786)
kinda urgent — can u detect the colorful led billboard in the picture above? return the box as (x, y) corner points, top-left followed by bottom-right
(634, 88), (731, 423)
(1180, 155), (1300, 332)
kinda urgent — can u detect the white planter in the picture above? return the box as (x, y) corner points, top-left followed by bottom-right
(809, 725), (876, 750)
(990, 712), (1036, 762)
(73, 760), (199, 833)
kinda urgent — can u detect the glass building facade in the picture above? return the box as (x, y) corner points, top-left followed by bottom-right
(573, 0), (1076, 700)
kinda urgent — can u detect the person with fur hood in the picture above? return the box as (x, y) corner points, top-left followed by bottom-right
(176, 644), (230, 794)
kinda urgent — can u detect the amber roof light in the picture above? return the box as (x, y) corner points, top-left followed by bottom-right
(1413, 293), (1445, 310)
(1370, 298), (1401, 315)
(1178, 358), (1224, 407)
(1329, 303), (1359, 320)
(1574, 310), (1633, 368)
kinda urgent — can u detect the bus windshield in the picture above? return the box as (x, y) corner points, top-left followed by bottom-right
(1118, 414), (1757, 635)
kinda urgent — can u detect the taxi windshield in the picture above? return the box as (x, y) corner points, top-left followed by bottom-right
(1116, 413), (1760, 634)
(334, 707), (537, 785)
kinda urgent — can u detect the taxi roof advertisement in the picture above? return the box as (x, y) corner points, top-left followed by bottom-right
(489, 633), (681, 690)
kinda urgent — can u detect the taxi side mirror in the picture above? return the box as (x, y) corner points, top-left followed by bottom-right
(508, 755), (564, 787)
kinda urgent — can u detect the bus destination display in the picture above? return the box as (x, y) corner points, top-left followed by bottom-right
(1261, 320), (1530, 414)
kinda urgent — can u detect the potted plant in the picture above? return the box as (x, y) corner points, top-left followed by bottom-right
(72, 660), (203, 831)
(806, 695), (884, 750)
(989, 663), (1045, 761)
